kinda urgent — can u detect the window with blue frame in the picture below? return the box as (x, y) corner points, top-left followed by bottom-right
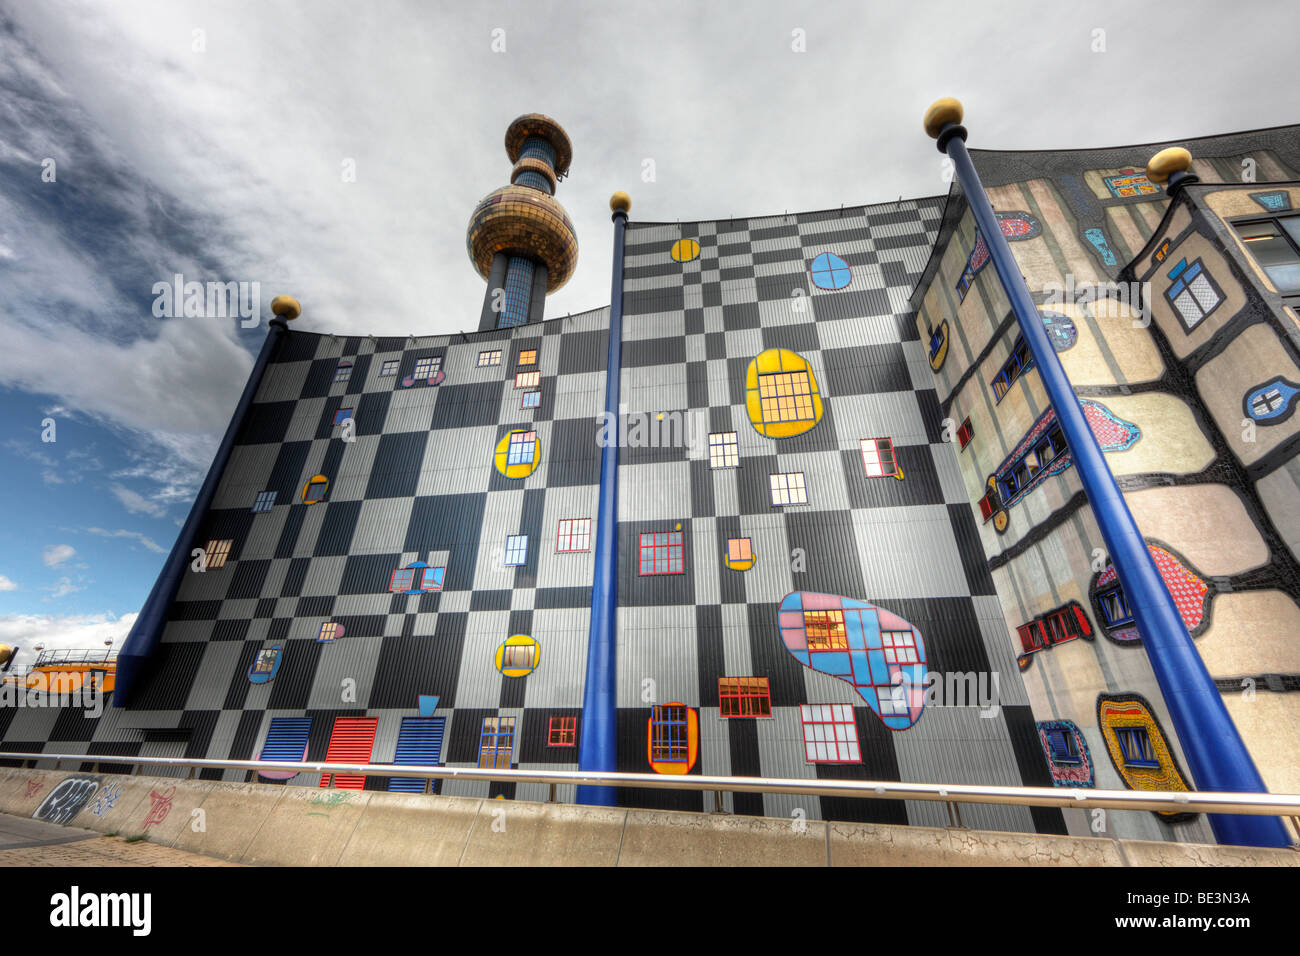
(929, 327), (944, 360)
(1164, 257), (1223, 330)
(334, 360), (353, 383)
(333, 407), (354, 425)
(1115, 727), (1159, 768)
(650, 704), (689, 763)
(504, 535), (528, 566)
(414, 356), (442, 379)
(506, 430), (536, 465)
(809, 252), (851, 290)
(1000, 424), (1068, 501)
(1097, 584), (1134, 627)
(251, 490), (277, 513)
(478, 716), (516, 769)
(991, 337), (1034, 402)
(1046, 728), (1081, 765)
(379, 359), (399, 377)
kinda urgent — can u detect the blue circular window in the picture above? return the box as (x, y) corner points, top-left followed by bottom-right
(810, 252), (851, 290)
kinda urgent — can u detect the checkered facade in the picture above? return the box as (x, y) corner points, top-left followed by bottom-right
(0, 197), (1065, 832)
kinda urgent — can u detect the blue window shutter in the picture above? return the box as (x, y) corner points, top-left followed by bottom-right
(258, 717), (311, 779)
(388, 716), (445, 793)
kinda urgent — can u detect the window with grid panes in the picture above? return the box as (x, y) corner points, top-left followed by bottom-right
(379, 359), (399, 376)
(718, 677), (771, 717)
(556, 518), (591, 552)
(804, 609), (847, 650)
(548, 715), (577, 746)
(769, 472), (807, 506)
(860, 437), (897, 477)
(478, 716), (516, 768)
(251, 490), (276, 513)
(800, 704), (860, 763)
(758, 371), (815, 424)
(515, 370), (540, 388)
(650, 705), (689, 763)
(413, 356), (441, 379)
(504, 535), (528, 566)
(204, 539), (232, 569)
(334, 360), (352, 382)
(708, 431), (739, 469)
(506, 430), (536, 466)
(638, 531), (684, 574)
(478, 350), (502, 367)
(518, 349), (537, 365)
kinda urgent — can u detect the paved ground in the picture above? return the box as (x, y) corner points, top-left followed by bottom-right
(0, 813), (240, 867)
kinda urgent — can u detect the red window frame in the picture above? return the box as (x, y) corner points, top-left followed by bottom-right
(638, 531), (684, 575)
(548, 715), (577, 746)
(957, 417), (973, 450)
(389, 568), (416, 592)
(799, 703), (860, 764)
(718, 677), (771, 717)
(514, 370), (540, 388)
(860, 437), (898, 478)
(556, 518), (592, 553)
(978, 491), (996, 521)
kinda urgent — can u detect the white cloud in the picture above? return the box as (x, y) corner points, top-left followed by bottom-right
(110, 483), (167, 518)
(85, 527), (167, 554)
(0, 575), (18, 591)
(42, 544), (75, 567)
(41, 577), (85, 600)
(0, 612), (136, 667)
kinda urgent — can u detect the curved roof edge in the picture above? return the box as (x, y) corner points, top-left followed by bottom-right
(277, 303), (612, 348)
(628, 193), (949, 230)
(965, 121), (1300, 158)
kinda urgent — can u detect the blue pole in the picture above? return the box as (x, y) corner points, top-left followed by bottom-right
(577, 196), (629, 805)
(115, 311), (292, 705)
(929, 103), (1289, 847)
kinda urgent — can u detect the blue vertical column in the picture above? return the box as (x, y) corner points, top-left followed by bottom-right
(577, 193), (630, 805)
(926, 98), (1289, 847)
(115, 296), (300, 704)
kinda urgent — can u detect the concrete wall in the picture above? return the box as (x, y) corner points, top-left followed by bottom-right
(1, 767), (1293, 866)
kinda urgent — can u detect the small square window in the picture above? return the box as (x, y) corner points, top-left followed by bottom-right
(804, 610), (847, 650)
(1115, 727), (1158, 768)
(333, 407), (354, 425)
(708, 432), (739, 469)
(881, 629), (919, 664)
(251, 490), (277, 513)
(333, 360), (353, 383)
(478, 350), (502, 367)
(420, 566), (445, 591)
(515, 370), (541, 388)
(557, 518), (591, 553)
(548, 715), (577, 746)
(413, 356), (442, 379)
(389, 568), (416, 593)
(956, 418), (973, 450)
(719, 677), (771, 717)
(504, 535), (528, 566)
(638, 530), (684, 575)
(506, 430), (536, 466)
(860, 437), (898, 478)
(800, 703), (860, 763)
(1046, 728), (1080, 765)
(769, 472), (807, 506)
(204, 539), (233, 569)
(379, 359), (400, 377)
(521, 389), (541, 409)
(317, 621), (340, 643)
(758, 371), (815, 424)
(726, 538), (752, 562)
(518, 349), (537, 366)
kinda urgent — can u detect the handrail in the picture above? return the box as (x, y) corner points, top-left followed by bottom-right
(4, 751), (1300, 821)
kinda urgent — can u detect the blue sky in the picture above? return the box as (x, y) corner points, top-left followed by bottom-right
(0, 0), (1294, 664)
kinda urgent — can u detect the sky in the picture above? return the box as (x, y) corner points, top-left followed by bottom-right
(0, 0), (1295, 666)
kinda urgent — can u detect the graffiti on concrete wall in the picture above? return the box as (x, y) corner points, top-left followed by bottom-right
(33, 775), (100, 825)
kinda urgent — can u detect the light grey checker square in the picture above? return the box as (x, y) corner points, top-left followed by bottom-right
(347, 497), (415, 555)
(777, 449), (853, 512)
(182, 642), (246, 711)
(282, 399), (326, 443)
(828, 391), (929, 450)
(929, 441), (972, 506)
(616, 459), (691, 522)
(254, 358), (312, 403)
(616, 604), (697, 707)
(436, 588), (472, 613)
(415, 425), (498, 497)
(689, 517), (720, 606)
(723, 326), (762, 358)
(242, 506), (290, 560)
(307, 635), (382, 710)
(697, 707), (732, 778)
(217, 599), (257, 621)
(626, 379), (687, 416)
(851, 504), (974, 600)
(453, 612), (513, 708)
(520, 608), (587, 707)
(719, 602), (754, 675)
(301, 555), (345, 597)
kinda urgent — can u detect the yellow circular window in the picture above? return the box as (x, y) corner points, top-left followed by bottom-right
(743, 348), (825, 438)
(496, 634), (540, 677)
(671, 239), (700, 263)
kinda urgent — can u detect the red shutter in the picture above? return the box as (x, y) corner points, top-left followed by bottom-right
(1016, 624), (1037, 654)
(319, 716), (378, 790)
(1073, 605), (1092, 636)
(957, 418), (973, 450)
(978, 493), (995, 521)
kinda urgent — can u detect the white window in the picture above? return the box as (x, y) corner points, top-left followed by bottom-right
(769, 472), (807, 506)
(504, 535), (528, 566)
(379, 360), (399, 376)
(413, 356), (442, 379)
(478, 350), (502, 367)
(881, 630), (919, 664)
(708, 432), (739, 469)
(800, 704), (859, 763)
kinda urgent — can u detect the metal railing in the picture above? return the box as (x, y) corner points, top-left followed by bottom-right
(31, 649), (117, 667)
(4, 751), (1299, 841)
